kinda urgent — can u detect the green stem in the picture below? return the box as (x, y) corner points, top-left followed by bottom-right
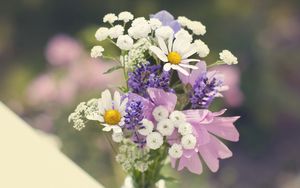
(207, 60), (225, 68)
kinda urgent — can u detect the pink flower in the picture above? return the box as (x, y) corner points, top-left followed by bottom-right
(128, 88), (177, 121)
(45, 34), (83, 66)
(169, 109), (239, 174)
(26, 74), (57, 105)
(212, 65), (244, 107)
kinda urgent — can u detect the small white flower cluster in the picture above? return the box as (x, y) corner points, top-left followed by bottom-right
(68, 99), (97, 131)
(219, 49), (238, 65)
(116, 141), (153, 172)
(126, 38), (151, 68)
(177, 16), (206, 35)
(144, 106), (197, 158)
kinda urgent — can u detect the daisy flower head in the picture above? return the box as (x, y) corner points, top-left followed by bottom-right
(96, 89), (128, 133)
(219, 50), (238, 65)
(150, 35), (199, 76)
(90, 46), (104, 58)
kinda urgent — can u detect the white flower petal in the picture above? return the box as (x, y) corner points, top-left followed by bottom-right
(101, 89), (112, 110)
(114, 91), (121, 110)
(181, 59), (200, 64)
(182, 46), (198, 59)
(163, 63), (172, 71)
(172, 65), (189, 76)
(150, 46), (168, 62)
(157, 37), (168, 54)
(168, 35), (174, 52)
(102, 125), (112, 132)
(98, 99), (105, 115)
(119, 98), (128, 112)
(113, 126), (122, 133)
(179, 64), (198, 69)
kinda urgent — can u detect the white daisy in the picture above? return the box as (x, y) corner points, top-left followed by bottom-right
(87, 89), (128, 133)
(149, 36), (199, 76)
(219, 50), (238, 65)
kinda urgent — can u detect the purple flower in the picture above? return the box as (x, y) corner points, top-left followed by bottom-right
(179, 61), (226, 109)
(150, 10), (181, 32)
(128, 62), (172, 98)
(190, 73), (223, 109)
(124, 99), (146, 147)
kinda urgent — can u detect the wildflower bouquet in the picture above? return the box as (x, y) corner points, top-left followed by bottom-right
(69, 10), (240, 188)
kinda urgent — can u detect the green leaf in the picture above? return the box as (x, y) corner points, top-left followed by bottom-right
(103, 65), (123, 74)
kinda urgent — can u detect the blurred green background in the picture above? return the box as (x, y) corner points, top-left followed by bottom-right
(1, 0), (300, 187)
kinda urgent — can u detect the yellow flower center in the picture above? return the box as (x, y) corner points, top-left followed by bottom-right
(167, 51), (182, 65)
(104, 109), (121, 125)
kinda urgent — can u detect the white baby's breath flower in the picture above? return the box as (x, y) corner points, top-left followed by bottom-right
(219, 50), (238, 65)
(177, 16), (191, 27)
(131, 17), (148, 26)
(187, 21), (206, 35)
(168, 144), (183, 159)
(95, 27), (109, 41)
(149, 18), (162, 30)
(152, 105), (169, 121)
(109, 25), (124, 39)
(90, 46), (104, 58)
(178, 122), (193, 136)
(194, 39), (210, 57)
(118, 11), (134, 22)
(174, 29), (192, 42)
(157, 119), (175, 136)
(181, 134), (197, 149)
(155, 26), (174, 40)
(112, 132), (123, 143)
(103, 13), (118, 24)
(128, 19), (151, 39)
(138, 119), (154, 136)
(116, 35), (134, 50)
(169, 111), (186, 127)
(146, 132), (163, 150)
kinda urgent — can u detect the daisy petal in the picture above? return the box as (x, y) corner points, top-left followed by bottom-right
(157, 37), (168, 54)
(168, 35), (174, 52)
(114, 91), (121, 110)
(101, 89), (112, 110)
(150, 46), (168, 62)
(113, 126), (122, 133)
(181, 59), (200, 64)
(163, 63), (172, 71)
(102, 125), (112, 132)
(172, 65), (189, 76)
(182, 45), (198, 59)
(179, 64), (199, 69)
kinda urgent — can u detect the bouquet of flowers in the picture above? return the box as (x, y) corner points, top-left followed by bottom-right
(69, 10), (240, 188)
